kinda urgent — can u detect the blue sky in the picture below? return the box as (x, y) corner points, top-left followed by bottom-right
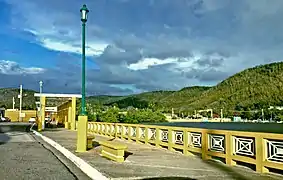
(0, 0), (283, 95)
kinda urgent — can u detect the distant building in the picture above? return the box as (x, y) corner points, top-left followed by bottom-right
(269, 106), (283, 110)
(233, 116), (242, 122)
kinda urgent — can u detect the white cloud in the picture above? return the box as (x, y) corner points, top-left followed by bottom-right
(3, 0), (283, 95)
(25, 29), (108, 56)
(127, 57), (177, 70)
(39, 38), (107, 56)
(0, 60), (45, 75)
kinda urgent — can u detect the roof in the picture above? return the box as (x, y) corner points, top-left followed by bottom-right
(34, 93), (82, 98)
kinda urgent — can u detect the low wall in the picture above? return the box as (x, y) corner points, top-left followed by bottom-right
(87, 122), (283, 175)
(5, 110), (36, 122)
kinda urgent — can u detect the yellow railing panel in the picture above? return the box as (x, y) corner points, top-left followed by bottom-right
(87, 122), (283, 174)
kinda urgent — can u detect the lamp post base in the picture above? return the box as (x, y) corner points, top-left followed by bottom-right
(76, 115), (88, 152)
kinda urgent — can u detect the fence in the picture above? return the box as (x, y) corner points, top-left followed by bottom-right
(87, 122), (283, 174)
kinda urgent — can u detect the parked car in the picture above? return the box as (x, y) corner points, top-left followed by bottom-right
(28, 117), (37, 124)
(4, 117), (11, 122)
(0, 117), (6, 122)
(0, 117), (10, 122)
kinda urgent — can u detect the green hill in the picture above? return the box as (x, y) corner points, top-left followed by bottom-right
(0, 88), (37, 109)
(187, 62), (283, 112)
(88, 62), (283, 114)
(104, 91), (175, 109)
(158, 86), (210, 110)
(1, 61), (283, 115)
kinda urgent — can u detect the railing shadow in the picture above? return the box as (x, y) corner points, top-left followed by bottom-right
(93, 141), (101, 148)
(203, 160), (250, 180)
(124, 151), (133, 160)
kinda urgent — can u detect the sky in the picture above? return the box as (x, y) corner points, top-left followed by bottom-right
(0, 0), (283, 96)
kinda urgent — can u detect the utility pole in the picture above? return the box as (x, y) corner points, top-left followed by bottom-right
(19, 85), (22, 122)
(39, 81), (44, 129)
(12, 97), (15, 110)
(261, 109), (264, 121)
(221, 109), (223, 120)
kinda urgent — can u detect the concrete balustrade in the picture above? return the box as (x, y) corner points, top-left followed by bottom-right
(87, 122), (283, 174)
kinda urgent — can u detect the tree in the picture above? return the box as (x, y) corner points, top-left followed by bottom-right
(96, 107), (119, 123)
(96, 108), (166, 124)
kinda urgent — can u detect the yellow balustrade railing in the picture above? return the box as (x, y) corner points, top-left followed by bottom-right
(87, 122), (283, 174)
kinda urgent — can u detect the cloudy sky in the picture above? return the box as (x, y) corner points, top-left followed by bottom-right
(0, 0), (283, 96)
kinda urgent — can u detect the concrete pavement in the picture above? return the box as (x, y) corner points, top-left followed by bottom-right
(0, 124), (90, 180)
(41, 128), (283, 180)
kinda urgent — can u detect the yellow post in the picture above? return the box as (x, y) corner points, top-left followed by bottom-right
(64, 113), (69, 129)
(67, 105), (72, 130)
(76, 115), (88, 152)
(71, 97), (76, 130)
(38, 96), (46, 132)
(255, 135), (269, 173)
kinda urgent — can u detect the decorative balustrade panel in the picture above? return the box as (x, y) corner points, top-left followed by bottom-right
(131, 127), (137, 137)
(139, 127), (145, 139)
(124, 126), (129, 136)
(89, 123), (94, 132)
(174, 131), (184, 145)
(189, 132), (202, 148)
(266, 139), (283, 163)
(234, 136), (255, 157)
(208, 134), (225, 153)
(117, 125), (122, 135)
(160, 129), (168, 142)
(111, 125), (115, 134)
(106, 124), (110, 134)
(102, 124), (105, 133)
(87, 122), (283, 173)
(149, 128), (156, 141)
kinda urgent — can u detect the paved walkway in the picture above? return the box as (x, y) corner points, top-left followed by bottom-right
(0, 131), (82, 180)
(41, 128), (283, 180)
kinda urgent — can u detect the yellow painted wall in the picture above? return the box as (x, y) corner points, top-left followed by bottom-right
(5, 110), (36, 122)
(57, 101), (71, 124)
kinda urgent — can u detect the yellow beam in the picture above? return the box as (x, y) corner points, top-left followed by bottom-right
(38, 96), (46, 132)
(71, 97), (76, 130)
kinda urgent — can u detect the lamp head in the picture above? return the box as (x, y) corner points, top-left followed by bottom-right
(80, 4), (89, 22)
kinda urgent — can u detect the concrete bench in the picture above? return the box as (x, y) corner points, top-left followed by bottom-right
(87, 135), (95, 149)
(100, 140), (127, 162)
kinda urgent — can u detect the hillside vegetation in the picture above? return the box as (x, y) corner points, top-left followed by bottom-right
(0, 88), (71, 110)
(89, 62), (283, 115)
(1, 62), (283, 118)
(0, 88), (36, 109)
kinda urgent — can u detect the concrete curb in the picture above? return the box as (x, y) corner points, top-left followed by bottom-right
(32, 130), (109, 180)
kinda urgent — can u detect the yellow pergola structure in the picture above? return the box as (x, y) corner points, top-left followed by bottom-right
(34, 93), (81, 131)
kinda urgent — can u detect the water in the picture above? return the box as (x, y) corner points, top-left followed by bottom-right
(147, 122), (283, 134)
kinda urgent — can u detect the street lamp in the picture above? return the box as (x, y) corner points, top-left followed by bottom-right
(39, 81), (43, 94)
(39, 81), (44, 128)
(80, 4), (89, 115)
